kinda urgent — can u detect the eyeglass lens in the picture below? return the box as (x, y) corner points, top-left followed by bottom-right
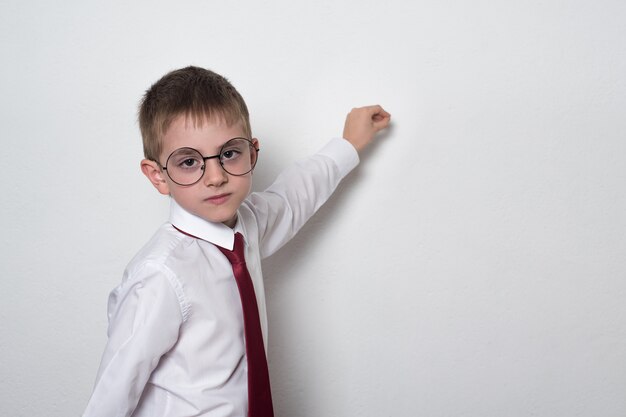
(165, 138), (257, 185)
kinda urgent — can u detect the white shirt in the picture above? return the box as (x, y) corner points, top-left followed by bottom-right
(83, 138), (359, 417)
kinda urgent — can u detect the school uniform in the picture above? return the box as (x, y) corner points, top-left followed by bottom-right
(83, 138), (359, 417)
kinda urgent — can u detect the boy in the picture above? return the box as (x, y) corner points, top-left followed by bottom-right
(83, 66), (390, 417)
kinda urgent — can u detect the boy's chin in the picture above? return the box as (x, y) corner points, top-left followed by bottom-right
(220, 214), (238, 228)
(205, 211), (238, 228)
(183, 203), (239, 228)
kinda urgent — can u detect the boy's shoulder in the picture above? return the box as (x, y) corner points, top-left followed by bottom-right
(108, 223), (193, 322)
(126, 223), (189, 272)
(117, 222), (200, 296)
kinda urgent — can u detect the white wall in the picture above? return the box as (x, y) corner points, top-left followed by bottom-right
(1, 1), (625, 416)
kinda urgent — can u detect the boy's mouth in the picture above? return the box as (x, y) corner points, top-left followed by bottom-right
(205, 193), (231, 205)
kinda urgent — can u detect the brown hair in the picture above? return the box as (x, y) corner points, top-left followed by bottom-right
(138, 66), (251, 161)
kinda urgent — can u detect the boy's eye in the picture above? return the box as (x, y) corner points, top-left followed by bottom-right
(173, 155), (202, 169)
(181, 158), (199, 167)
(221, 148), (242, 161)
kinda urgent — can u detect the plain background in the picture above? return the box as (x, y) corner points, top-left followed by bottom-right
(1, 1), (625, 416)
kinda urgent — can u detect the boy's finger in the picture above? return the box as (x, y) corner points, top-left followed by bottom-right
(372, 110), (391, 126)
(368, 105), (390, 120)
(363, 104), (385, 113)
(373, 118), (391, 131)
(372, 112), (391, 122)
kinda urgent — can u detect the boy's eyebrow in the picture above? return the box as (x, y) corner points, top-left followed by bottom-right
(192, 136), (251, 155)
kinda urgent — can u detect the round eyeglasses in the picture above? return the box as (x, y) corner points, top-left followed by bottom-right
(160, 137), (259, 186)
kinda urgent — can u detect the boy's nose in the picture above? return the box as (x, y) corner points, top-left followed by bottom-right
(202, 158), (228, 187)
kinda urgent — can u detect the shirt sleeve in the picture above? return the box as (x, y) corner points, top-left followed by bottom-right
(246, 137), (359, 258)
(82, 264), (184, 417)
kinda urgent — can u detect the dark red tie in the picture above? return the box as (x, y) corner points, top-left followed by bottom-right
(217, 233), (274, 417)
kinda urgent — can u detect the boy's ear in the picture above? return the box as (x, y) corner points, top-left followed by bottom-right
(140, 159), (170, 195)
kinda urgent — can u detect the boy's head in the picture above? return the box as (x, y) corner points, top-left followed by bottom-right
(139, 66), (252, 162)
(139, 66), (258, 228)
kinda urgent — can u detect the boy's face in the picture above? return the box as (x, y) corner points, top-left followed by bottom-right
(142, 114), (258, 228)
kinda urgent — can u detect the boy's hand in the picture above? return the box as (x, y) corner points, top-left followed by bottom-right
(342, 105), (391, 152)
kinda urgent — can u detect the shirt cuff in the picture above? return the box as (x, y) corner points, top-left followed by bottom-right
(316, 138), (360, 179)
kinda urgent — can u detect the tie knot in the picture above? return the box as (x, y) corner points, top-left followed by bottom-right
(218, 232), (246, 265)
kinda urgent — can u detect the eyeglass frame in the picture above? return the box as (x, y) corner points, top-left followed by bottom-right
(157, 137), (260, 186)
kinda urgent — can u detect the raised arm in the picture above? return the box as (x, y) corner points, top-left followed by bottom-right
(244, 105), (391, 258)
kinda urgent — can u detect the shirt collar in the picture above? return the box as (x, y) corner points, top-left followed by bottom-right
(168, 198), (244, 250)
